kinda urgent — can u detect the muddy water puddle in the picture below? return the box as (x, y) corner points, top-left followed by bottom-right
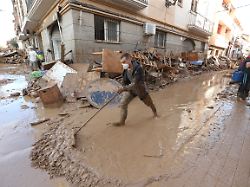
(0, 64), (69, 187)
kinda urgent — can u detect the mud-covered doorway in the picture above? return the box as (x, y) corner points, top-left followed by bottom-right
(183, 38), (195, 52)
(51, 24), (61, 60)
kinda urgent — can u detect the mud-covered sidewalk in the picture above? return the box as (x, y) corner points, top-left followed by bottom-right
(1, 63), (250, 187)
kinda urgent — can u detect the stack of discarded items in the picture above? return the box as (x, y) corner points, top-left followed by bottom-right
(0, 49), (26, 64)
(23, 61), (101, 108)
(23, 48), (235, 108)
(204, 55), (232, 71)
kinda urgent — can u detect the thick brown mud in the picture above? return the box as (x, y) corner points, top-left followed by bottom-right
(30, 71), (238, 186)
(2, 63), (249, 187)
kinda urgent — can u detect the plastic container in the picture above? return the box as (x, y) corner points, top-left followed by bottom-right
(232, 70), (243, 83)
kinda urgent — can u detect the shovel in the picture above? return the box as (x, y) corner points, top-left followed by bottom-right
(74, 93), (119, 136)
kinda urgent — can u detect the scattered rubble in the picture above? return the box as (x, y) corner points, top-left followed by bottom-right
(0, 78), (14, 85)
(30, 124), (122, 187)
(21, 105), (29, 109)
(58, 112), (70, 117)
(0, 49), (26, 64)
(207, 106), (214, 109)
(10, 92), (20, 97)
(21, 49), (237, 110)
(217, 85), (238, 100)
(30, 118), (50, 126)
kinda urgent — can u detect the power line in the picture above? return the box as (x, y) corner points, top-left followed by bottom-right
(216, 3), (250, 13)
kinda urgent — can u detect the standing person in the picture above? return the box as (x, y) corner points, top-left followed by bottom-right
(28, 46), (38, 71)
(237, 55), (250, 100)
(36, 49), (44, 70)
(112, 53), (158, 126)
(45, 49), (53, 62)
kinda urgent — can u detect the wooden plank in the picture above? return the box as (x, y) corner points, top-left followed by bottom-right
(102, 49), (123, 74)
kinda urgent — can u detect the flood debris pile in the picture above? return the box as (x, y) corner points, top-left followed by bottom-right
(0, 49), (26, 64)
(103, 49), (234, 90)
(23, 48), (236, 107)
(30, 124), (122, 187)
(23, 78), (48, 98)
(205, 55), (232, 71)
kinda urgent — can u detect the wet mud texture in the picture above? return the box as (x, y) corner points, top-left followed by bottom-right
(29, 71), (237, 187)
(30, 124), (122, 187)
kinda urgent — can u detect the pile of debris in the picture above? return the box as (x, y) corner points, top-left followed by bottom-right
(23, 48), (235, 107)
(205, 55), (232, 71)
(31, 124), (122, 187)
(0, 48), (26, 64)
(24, 61), (104, 108)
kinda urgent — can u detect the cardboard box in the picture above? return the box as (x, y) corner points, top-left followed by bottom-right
(38, 84), (64, 106)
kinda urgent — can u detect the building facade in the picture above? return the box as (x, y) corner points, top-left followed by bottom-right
(13, 0), (218, 63)
(208, 0), (243, 59)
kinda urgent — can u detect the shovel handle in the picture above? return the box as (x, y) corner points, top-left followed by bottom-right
(74, 93), (119, 135)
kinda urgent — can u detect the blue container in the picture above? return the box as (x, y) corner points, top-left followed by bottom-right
(232, 70), (243, 83)
(191, 60), (203, 66)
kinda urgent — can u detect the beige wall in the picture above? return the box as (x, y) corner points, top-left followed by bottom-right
(87, 0), (216, 34)
(209, 0), (242, 49)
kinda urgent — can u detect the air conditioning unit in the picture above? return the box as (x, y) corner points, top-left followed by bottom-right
(143, 23), (156, 35)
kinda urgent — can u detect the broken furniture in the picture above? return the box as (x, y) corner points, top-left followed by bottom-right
(38, 84), (64, 107)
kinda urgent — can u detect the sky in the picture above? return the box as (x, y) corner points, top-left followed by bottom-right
(0, 0), (15, 47)
(233, 0), (250, 34)
(0, 0), (250, 47)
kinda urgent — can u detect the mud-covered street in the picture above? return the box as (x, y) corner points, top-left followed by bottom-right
(0, 64), (69, 187)
(1, 64), (250, 187)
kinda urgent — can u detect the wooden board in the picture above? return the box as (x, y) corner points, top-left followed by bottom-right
(181, 52), (199, 61)
(61, 72), (100, 98)
(102, 49), (123, 74)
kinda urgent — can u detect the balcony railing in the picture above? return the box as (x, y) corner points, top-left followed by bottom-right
(103, 0), (148, 9)
(188, 12), (214, 37)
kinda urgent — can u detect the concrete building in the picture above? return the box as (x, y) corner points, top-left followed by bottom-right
(208, 0), (243, 59)
(12, 0), (218, 63)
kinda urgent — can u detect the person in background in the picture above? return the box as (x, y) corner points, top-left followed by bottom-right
(112, 53), (158, 126)
(36, 49), (45, 70)
(45, 49), (53, 62)
(28, 46), (38, 71)
(237, 54), (250, 101)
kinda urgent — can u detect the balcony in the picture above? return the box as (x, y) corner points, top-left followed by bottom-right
(188, 12), (213, 37)
(101, 0), (148, 9)
(210, 34), (229, 49)
(21, 0), (58, 32)
(27, 0), (57, 21)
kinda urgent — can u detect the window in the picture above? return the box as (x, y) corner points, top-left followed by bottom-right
(178, 0), (183, 7)
(217, 24), (222, 34)
(94, 15), (120, 42)
(191, 0), (198, 12)
(225, 28), (230, 34)
(154, 31), (166, 48)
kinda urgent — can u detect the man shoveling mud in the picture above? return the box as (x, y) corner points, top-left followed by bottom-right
(112, 53), (158, 126)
